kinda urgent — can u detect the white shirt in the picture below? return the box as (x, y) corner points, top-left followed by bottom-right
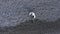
(29, 12), (36, 19)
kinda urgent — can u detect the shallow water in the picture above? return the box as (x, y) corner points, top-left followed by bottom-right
(0, 0), (60, 34)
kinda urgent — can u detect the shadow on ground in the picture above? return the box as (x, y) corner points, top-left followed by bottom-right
(0, 18), (60, 34)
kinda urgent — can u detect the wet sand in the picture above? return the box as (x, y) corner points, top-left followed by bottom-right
(0, 18), (60, 34)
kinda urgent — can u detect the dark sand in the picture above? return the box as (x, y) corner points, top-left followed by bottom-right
(0, 18), (60, 34)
